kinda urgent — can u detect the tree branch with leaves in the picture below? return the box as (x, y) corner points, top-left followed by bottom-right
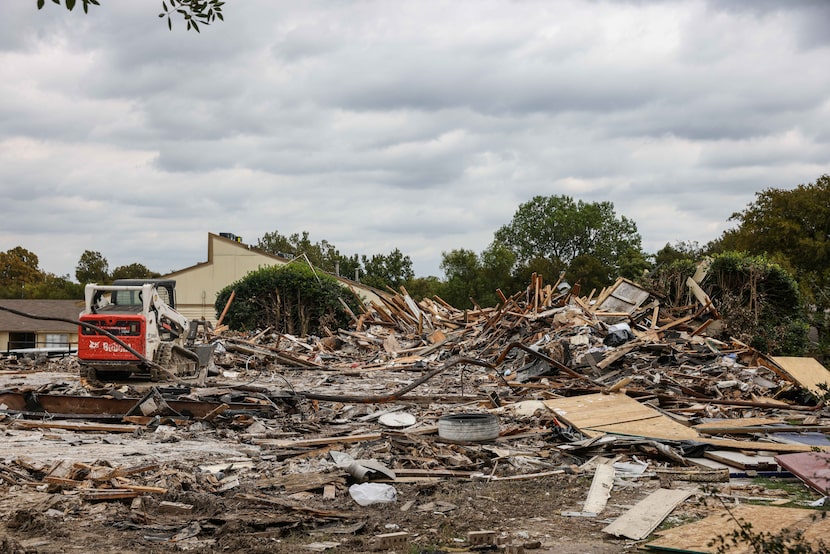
(37, 0), (225, 32)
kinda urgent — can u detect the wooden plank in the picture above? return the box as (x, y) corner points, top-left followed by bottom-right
(13, 420), (139, 433)
(121, 484), (168, 494)
(693, 417), (784, 431)
(703, 450), (778, 471)
(647, 505), (830, 553)
(771, 356), (830, 397)
(81, 489), (140, 500)
(582, 463), (615, 515)
(545, 393), (663, 429)
(686, 276), (719, 318)
(696, 424), (830, 435)
(260, 433), (382, 449)
(588, 419), (702, 442)
(602, 488), (692, 540)
(703, 438), (830, 453)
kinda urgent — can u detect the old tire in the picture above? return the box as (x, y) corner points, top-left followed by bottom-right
(438, 413), (499, 442)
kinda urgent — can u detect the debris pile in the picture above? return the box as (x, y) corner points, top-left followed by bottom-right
(1, 273), (829, 553)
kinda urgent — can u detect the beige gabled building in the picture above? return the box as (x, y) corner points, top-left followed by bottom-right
(164, 233), (386, 324)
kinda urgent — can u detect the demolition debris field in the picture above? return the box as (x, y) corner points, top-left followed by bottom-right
(2, 275), (830, 553)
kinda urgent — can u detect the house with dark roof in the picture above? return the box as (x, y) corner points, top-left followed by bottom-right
(0, 299), (82, 354)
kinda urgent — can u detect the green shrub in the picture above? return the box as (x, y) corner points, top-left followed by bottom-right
(215, 264), (360, 336)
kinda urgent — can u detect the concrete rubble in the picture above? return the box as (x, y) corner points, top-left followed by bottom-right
(1, 274), (829, 553)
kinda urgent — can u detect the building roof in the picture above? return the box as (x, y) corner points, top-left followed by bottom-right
(166, 232), (389, 299)
(0, 299), (83, 333)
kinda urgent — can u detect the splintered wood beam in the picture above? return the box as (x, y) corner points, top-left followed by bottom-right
(369, 301), (398, 325)
(650, 304), (660, 329)
(14, 421), (139, 433)
(432, 295), (456, 310)
(216, 290), (235, 327)
(338, 297), (359, 324)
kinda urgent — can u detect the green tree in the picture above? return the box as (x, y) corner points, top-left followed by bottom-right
(111, 263), (161, 281)
(494, 195), (646, 289)
(713, 175), (830, 292)
(75, 250), (110, 285)
(710, 175), (830, 360)
(478, 241), (518, 302)
(440, 248), (483, 308)
(512, 256), (567, 292)
(26, 273), (83, 299)
(402, 275), (444, 302)
(215, 264), (360, 336)
(256, 230), (295, 258)
(654, 241), (704, 267)
(256, 230), (359, 278)
(0, 247), (44, 298)
(567, 254), (610, 293)
(36, 0), (224, 33)
(617, 247), (652, 282)
(360, 248), (414, 290)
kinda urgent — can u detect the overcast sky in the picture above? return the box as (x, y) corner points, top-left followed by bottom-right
(1, 0), (829, 281)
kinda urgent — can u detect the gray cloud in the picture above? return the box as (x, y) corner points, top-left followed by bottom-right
(1, 0), (829, 281)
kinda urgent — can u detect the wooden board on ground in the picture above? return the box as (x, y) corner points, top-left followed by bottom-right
(582, 462), (615, 515)
(543, 393), (700, 442)
(602, 488), (692, 540)
(703, 450), (778, 471)
(693, 417), (784, 431)
(543, 393), (830, 453)
(771, 356), (830, 397)
(646, 505), (830, 553)
(702, 437), (830, 453)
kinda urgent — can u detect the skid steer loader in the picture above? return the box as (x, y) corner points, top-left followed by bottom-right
(77, 279), (210, 382)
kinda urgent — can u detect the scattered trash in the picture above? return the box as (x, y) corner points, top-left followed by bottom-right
(348, 483), (397, 506)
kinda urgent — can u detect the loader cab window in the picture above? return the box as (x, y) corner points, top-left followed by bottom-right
(92, 290), (142, 314)
(113, 290), (143, 306)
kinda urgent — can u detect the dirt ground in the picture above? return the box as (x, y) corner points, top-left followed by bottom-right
(0, 473), (672, 553)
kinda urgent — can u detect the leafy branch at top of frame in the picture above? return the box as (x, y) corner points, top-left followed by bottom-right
(159, 0), (224, 33)
(36, 0), (225, 33)
(37, 0), (100, 13)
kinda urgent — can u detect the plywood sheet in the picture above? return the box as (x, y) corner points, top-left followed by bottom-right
(602, 488), (692, 540)
(771, 356), (830, 397)
(592, 419), (702, 441)
(544, 393), (699, 442)
(646, 505), (830, 553)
